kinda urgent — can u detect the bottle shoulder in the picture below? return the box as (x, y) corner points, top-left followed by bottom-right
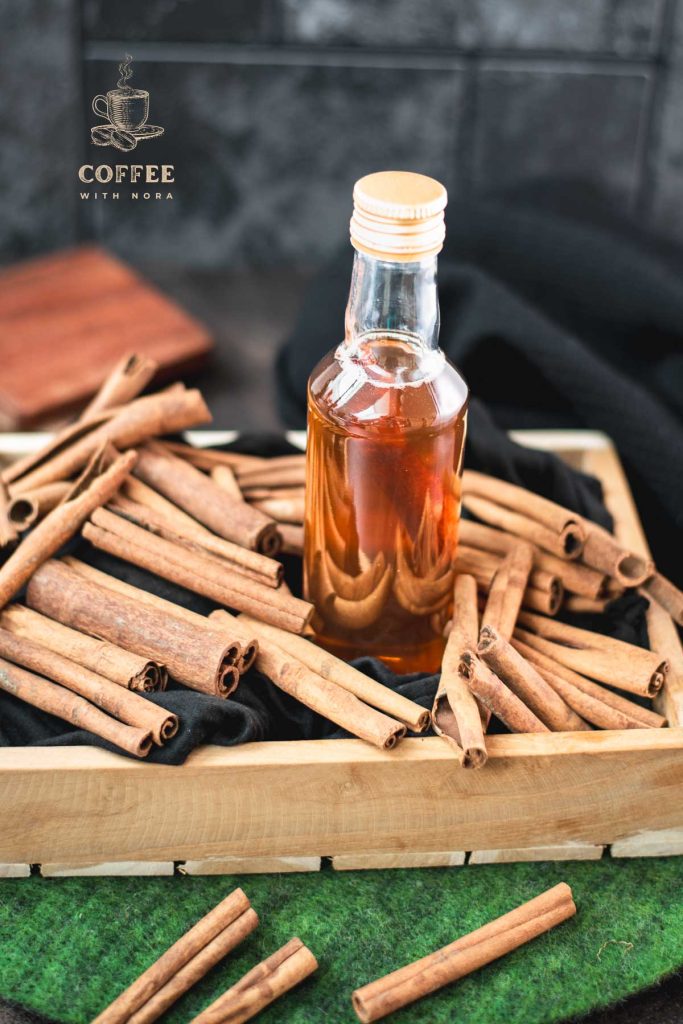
(307, 340), (468, 435)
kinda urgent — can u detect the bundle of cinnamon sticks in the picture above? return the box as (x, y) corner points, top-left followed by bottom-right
(0, 354), (430, 756)
(89, 882), (576, 1023)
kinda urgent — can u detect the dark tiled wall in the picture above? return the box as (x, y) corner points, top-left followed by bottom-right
(2, 0), (682, 268)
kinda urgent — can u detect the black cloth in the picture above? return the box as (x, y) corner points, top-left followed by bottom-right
(277, 179), (683, 584)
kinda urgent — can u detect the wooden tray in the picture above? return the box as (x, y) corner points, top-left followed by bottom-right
(0, 430), (681, 878)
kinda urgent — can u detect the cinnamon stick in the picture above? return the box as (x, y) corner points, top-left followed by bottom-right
(247, 492), (305, 525)
(111, 494), (283, 588)
(84, 508), (313, 634)
(6, 388), (211, 491)
(517, 611), (668, 698)
(458, 651), (549, 734)
(134, 443), (280, 554)
(580, 523), (653, 587)
(231, 617), (406, 749)
(645, 595), (683, 728)
(1, 410), (114, 487)
(512, 635), (665, 730)
(0, 657), (153, 757)
(6, 481), (71, 530)
(63, 557), (259, 675)
(455, 546), (562, 617)
(459, 520), (606, 599)
(481, 542), (533, 640)
(81, 353), (158, 420)
(352, 882), (576, 1023)
(237, 458), (306, 490)
(238, 614), (429, 732)
(0, 480), (18, 548)
(27, 560), (240, 697)
(210, 464), (244, 501)
(463, 471), (585, 559)
(162, 441), (264, 473)
(278, 522), (304, 556)
(0, 604), (165, 693)
(127, 909), (260, 1024)
(0, 449), (137, 609)
(0, 627), (177, 745)
(432, 575), (488, 767)
(478, 626), (589, 732)
(92, 889), (257, 1024)
(644, 572), (683, 626)
(190, 938), (317, 1024)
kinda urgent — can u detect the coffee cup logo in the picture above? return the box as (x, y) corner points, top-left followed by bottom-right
(91, 55), (164, 152)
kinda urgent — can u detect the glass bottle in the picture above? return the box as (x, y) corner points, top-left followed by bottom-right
(304, 171), (468, 674)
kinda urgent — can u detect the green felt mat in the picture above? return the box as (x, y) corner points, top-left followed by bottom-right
(1, 858), (682, 1024)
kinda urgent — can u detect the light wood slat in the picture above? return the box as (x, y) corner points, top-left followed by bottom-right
(332, 851), (465, 871)
(179, 856), (321, 875)
(39, 861), (174, 877)
(469, 844), (603, 864)
(610, 828), (683, 858)
(0, 863), (31, 878)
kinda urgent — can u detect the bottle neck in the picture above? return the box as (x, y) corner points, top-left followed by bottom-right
(344, 250), (440, 351)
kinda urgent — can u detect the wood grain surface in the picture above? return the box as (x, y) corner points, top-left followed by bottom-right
(0, 246), (212, 427)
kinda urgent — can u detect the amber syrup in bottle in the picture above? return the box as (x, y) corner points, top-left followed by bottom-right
(304, 172), (468, 673)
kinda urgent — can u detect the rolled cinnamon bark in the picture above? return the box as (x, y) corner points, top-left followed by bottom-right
(246, 492), (305, 525)
(0, 627), (177, 745)
(6, 388), (211, 491)
(210, 464), (244, 501)
(84, 508), (313, 634)
(237, 614), (429, 732)
(459, 520), (606, 598)
(111, 494), (283, 588)
(64, 557), (258, 675)
(0, 481), (18, 548)
(517, 611), (668, 698)
(645, 595), (683, 728)
(644, 572), (683, 626)
(0, 449), (137, 609)
(81, 353), (158, 420)
(463, 471), (585, 559)
(279, 522), (304, 556)
(0, 657), (153, 757)
(127, 909), (260, 1024)
(237, 619), (406, 749)
(478, 626), (588, 732)
(27, 560), (239, 697)
(455, 547), (562, 617)
(563, 595), (610, 613)
(580, 523), (653, 587)
(134, 443), (279, 554)
(1, 410), (114, 487)
(237, 458), (306, 490)
(0, 604), (165, 693)
(6, 481), (71, 531)
(122, 476), (213, 538)
(481, 542), (533, 640)
(93, 889), (256, 1024)
(162, 441), (264, 473)
(432, 575), (488, 767)
(459, 650), (549, 734)
(352, 882), (576, 1023)
(190, 937), (317, 1024)
(512, 636), (665, 730)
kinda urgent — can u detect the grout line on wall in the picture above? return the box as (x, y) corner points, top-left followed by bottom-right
(84, 40), (655, 76)
(636, 0), (678, 216)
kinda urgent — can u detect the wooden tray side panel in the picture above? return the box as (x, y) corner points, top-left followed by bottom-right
(1, 733), (682, 864)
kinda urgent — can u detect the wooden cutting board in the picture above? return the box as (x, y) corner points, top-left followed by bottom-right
(0, 246), (213, 428)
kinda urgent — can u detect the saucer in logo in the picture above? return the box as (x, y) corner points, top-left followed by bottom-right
(90, 55), (164, 152)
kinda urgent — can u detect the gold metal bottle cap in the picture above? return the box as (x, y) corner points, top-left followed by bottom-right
(350, 171), (448, 261)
